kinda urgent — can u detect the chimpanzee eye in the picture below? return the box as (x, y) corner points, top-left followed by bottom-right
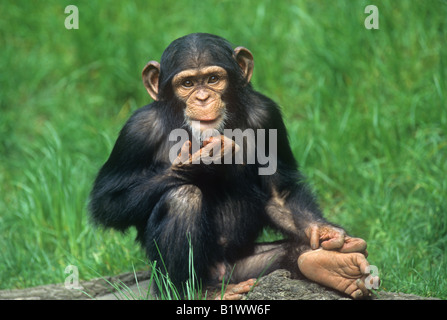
(183, 79), (194, 88)
(208, 75), (219, 84)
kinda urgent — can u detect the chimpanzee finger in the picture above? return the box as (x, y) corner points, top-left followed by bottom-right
(309, 225), (320, 250)
(321, 234), (345, 250)
(339, 237), (368, 254)
(173, 141), (191, 165)
(202, 136), (216, 147)
(202, 139), (222, 161)
(221, 137), (236, 156)
(182, 140), (191, 155)
(319, 226), (345, 250)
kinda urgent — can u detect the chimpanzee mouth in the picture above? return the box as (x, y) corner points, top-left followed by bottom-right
(189, 116), (225, 143)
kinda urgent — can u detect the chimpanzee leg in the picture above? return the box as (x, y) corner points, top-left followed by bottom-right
(227, 240), (372, 299)
(144, 184), (217, 293)
(210, 241), (307, 300)
(229, 240), (309, 283)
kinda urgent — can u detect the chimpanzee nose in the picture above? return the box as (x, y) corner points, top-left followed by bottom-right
(196, 89), (210, 102)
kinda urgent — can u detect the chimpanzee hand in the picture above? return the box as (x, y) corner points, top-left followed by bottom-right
(172, 135), (240, 167)
(305, 224), (367, 255)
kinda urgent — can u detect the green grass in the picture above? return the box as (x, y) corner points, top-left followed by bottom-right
(1, 0), (446, 299)
(100, 247), (205, 300)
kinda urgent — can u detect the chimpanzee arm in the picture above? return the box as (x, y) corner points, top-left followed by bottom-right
(264, 168), (329, 242)
(89, 105), (189, 231)
(259, 101), (348, 249)
(265, 167), (369, 253)
(89, 105), (220, 290)
(89, 165), (179, 231)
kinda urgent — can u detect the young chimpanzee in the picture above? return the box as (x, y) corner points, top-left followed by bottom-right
(89, 33), (377, 299)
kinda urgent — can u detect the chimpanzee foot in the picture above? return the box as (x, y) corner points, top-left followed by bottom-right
(214, 278), (257, 300)
(298, 249), (372, 299)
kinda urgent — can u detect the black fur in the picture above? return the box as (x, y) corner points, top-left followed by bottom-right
(89, 33), (329, 293)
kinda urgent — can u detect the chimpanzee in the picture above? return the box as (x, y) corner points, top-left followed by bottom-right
(89, 33), (377, 299)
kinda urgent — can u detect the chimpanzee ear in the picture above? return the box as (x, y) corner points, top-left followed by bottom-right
(142, 61), (160, 101)
(233, 47), (254, 83)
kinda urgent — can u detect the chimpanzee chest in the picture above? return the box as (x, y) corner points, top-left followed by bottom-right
(208, 179), (267, 260)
